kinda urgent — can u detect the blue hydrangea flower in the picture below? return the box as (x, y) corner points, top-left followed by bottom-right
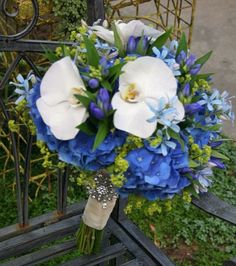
(119, 142), (190, 201)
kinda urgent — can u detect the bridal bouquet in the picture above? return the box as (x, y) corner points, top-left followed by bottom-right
(12, 20), (234, 254)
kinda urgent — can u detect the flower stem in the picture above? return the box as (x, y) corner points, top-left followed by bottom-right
(76, 220), (103, 255)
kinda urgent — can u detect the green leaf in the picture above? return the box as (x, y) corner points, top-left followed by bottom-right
(108, 62), (125, 79)
(76, 121), (95, 136)
(176, 32), (188, 56)
(83, 35), (100, 67)
(84, 90), (97, 101)
(147, 27), (172, 55)
(42, 45), (58, 63)
(74, 95), (91, 108)
(167, 128), (185, 150)
(136, 34), (148, 55)
(211, 150), (230, 161)
(195, 51), (213, 67)
(101, 80), (113, 92)
(186, 185), (200, 199)
(112, 23), (126, 57)
(93, 121), (109, 150)
(189, 159), (200, 168)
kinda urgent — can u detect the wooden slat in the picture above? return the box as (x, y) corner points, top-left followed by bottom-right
(192, 192), (236, 225)
(119, 219), (175, 266)
(1, 240), (76, 266)
(121, 259), (143, 266)
(0, 202), (85, 242)
(108, 219), (157, 266)
(224, 257), (236, 266)
(0, 215), (81, 260)
(60, 243), (126, 266)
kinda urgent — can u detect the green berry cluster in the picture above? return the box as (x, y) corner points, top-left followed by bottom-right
(182, 191), (192, 203)
(149, 135), (162, 148)
(89, 66), (103, 81)
(36, 141), (53, 168)
(189, 139), (212, 165)
(8, 120), (19, 132)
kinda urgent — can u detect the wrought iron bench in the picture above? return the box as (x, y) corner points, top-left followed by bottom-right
(0, 0), (235, 265)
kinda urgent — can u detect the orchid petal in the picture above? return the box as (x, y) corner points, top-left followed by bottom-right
(118, 56), (177, 100)
(36, 98), (87, 140)
(91, 25), (115, 44)
(112, 93), (156, 138)
(40, 57), (85, 106)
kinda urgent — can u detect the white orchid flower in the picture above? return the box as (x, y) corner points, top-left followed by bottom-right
(91, 20), (163, 48)
(111, 56), (185, 138)
(36, 57), (88, 140)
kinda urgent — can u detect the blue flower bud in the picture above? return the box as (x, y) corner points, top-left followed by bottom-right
(89, 102), (105, 120)
(184, 103), (203, 114)
(127, 36), (137, 54)
(183, 83), (190, 96)
(99, 56), (108, 68)
(186, 54), (196, 68)
(190, 64), (201, 75)
(176, 50), (187, 64)
(88, 78), (99, 89)
(141, 36), (149, 52)
(97, 88), (111, 112)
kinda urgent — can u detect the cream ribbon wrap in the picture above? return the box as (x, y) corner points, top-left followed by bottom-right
(82, 196), (117, 230)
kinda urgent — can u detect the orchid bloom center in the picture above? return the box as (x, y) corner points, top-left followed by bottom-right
(68, 87), (84, 107)
(122, 83), (141, 103)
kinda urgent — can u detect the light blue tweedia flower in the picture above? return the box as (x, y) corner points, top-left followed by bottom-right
(194, 167), (213, 193)
(198, 90), (222, 112)
(10, 72), (36, 104)
(146, 96), (181, 133)
(152, 46), (181, 76)
(217, 91), (235, 121)
(150, 129), (177, 156)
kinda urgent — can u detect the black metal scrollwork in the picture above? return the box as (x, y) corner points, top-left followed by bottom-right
(0, 0), (39, 41)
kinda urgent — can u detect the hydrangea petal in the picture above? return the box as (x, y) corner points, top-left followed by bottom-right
(40, 57), (85, 106)
(112, 93), (156, 138)
(36, 98), (87, 140)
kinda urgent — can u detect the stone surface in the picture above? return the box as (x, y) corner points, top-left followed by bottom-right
(191, 0), (236, 138)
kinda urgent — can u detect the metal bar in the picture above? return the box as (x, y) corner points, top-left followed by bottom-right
(0, 39), (74, 53)
(0, 53), (22, 89)
(22, 134), (34, 226)
(0, 97), (23, 226)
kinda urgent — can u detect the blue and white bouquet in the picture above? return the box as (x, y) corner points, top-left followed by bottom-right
(13, 20), (234, 254)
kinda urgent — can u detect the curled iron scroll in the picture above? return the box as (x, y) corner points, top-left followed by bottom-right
(0, 0), (39, 41)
